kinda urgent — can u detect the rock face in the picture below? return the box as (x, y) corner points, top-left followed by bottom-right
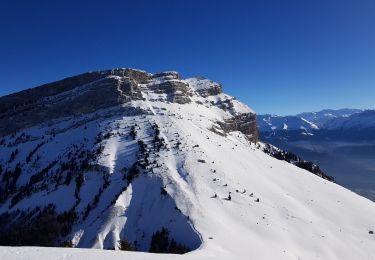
(0, 69), (149, 136)
(151, 71), (180, 80)
(0, 69), (150, 114)
(219, 113), (259, 143)
(148, 80), (191, 104)
(0, 68), (258, 142)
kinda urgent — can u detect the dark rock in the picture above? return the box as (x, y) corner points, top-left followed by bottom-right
(149, 81), (191, 104)
(0, 76), (131, 136)
(151, 71), (180, 80)
(0, 69), (151, 136)
(218, 113), (259, 142)
(205, 84), (222, 96)
(0, 68), (149, 115)
(119, 77), (143, 100)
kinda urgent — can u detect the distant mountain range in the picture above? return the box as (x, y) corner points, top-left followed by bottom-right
(258, 109), (375, 141)
(258, 108), (375, 201)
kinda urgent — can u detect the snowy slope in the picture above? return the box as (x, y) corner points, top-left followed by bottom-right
(0, 69), (375, 259)
(0, 246), (235, 260)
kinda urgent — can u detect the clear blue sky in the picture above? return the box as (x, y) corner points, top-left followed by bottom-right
(0, 0), (374, 115)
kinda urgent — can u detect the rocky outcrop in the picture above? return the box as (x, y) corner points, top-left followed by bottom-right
(118, 77), (143, 100)
(218, 113), (259, 142)
(148, 80), (191, 104)
(0, 76), (135, 136)
(196, 84), (222, 97)
(0, 69), (150, 116)
(204, 84), (222, 96)
(0, 69), (150, 136)
(112, 68), (151, 84)
(151, 71), (180, 80)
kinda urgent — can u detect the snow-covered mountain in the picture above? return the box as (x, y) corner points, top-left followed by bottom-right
(258, 109), (375, 141)
(1, 69), (375, 259)
(298, 109), (362, 128)
(323, 110), (375, 130)
(257, 114), (319, 136)
(258, 109), (363, 132)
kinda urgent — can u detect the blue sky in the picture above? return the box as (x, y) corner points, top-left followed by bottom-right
(0, 0), (374, 115)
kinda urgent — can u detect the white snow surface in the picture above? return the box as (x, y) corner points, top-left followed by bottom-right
(300, 117), (319, 129)
(0, 246), (232, 260)
(0, 75), (375, 259)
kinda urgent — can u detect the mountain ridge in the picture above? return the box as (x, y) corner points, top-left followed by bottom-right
(0, 68), (258, 141)
(258, 108), (375, 141)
